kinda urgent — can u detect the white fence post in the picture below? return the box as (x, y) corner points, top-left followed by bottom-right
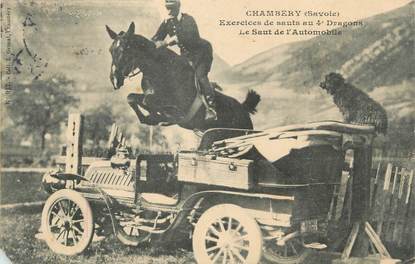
(65, 113), (83, 174)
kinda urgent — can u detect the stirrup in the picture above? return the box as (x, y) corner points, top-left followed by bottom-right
(205, 107), (217, 121)
(205, 96), (216, 107)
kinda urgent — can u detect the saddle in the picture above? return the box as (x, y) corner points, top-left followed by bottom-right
(177, 77), (222, 124)
(144, 75), (220, 125)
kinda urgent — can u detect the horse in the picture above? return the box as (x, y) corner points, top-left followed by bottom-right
(106, 22), (260, 132)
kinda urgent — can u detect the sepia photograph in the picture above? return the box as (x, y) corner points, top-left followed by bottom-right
(0, 0), (414, 263)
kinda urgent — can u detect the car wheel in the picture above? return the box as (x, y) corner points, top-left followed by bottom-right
(116, 222), (151, 246)
(193, 204), (262, 264)
(263, 236), (310, 264)
(41, 189), (94, 255)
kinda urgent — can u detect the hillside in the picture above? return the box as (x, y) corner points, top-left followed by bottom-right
(211, 54), (231, 79)
(2, 1), (413, 155)
(218, 1), (414, 92)
(6, 1), (230, 94)
(213, 2), (414, 155)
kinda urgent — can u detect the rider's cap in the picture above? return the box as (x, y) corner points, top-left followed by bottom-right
(165, 0), (180, 7)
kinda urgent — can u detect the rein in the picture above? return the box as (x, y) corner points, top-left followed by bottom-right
(128, 68), (142, 79)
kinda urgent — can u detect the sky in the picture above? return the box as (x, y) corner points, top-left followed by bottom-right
(150, 0), (412, 65)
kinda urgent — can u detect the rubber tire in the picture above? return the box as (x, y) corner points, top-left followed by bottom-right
(263, 238), (310, 264)
(41, 189), (94, 255)
(192, 204), (263, 264)
(116, 226), (151, 246)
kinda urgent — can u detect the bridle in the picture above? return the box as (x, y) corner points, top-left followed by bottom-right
(111, 37), (143, 83)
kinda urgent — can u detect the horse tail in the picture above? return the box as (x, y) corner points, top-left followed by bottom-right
(242, 90), (261, 114)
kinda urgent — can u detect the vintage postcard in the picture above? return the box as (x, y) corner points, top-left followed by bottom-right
(1, 0), (414, 263)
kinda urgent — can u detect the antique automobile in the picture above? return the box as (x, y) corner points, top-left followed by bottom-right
(40, 121), (375, 263)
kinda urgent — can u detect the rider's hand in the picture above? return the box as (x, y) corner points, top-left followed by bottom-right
(155, 40), (166, 49)
(166, 35), (178, 46)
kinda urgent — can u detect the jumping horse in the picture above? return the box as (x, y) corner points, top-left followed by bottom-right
(106, 22), (260, 131)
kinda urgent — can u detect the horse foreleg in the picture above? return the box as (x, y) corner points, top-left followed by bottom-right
(127, 93), (167, 126)
(127, 93), (147, 123)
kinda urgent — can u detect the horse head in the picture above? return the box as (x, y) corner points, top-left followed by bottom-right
(106, 22), (155, 90)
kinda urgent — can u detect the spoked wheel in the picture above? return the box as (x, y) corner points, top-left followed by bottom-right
(116, 222), (151, 246)
(263, 236), (310, 264)
(193, 204), (262, 264)
(41, 189), (94, 255)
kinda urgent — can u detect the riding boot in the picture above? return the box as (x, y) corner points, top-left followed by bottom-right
(199, 76), (217, 121)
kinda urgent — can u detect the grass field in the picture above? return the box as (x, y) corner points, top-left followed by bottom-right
(0, 171), (411, 263)
(0, 171), (195, 264)
(0, 171), (323, 264)
(1, 207), (341, 264)
(0, 172), (48, 205)
(0, 207), (195, 264)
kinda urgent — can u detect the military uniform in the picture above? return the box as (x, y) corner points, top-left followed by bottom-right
(152, 12), (217, 120)
(152, 13), (213, 68)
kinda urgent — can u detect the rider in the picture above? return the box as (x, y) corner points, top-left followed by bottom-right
(151, 0), (217, 121)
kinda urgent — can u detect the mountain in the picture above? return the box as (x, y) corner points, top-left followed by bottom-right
(6, 1), (230, 95)
(3, 1), (413, 155)
(6, 1), (159, 90)
(213, 2), (414, 155)
(211, 53), (231, 80)
(218, 1), (414, 92)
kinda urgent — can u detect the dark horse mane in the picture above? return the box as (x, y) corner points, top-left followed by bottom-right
(129, 34), (191, 76)
(128, 34), (196, 102)
(107, 23), (260, 132)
